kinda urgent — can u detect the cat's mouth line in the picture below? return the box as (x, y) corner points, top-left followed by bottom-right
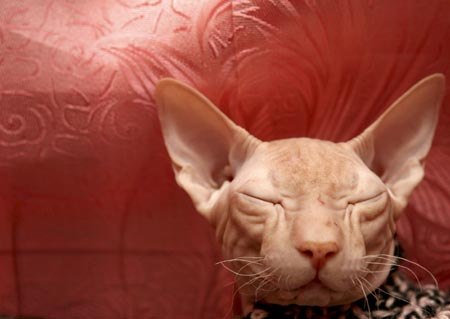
(281, 275), (337, 293)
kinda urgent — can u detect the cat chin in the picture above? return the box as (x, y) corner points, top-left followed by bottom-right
(261, 280), (375, 307)
(264, 282), (332, 306)
(263, 292), (362, 308)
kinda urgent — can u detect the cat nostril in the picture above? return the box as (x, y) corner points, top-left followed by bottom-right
(325, 251), (336, 259)
(301, 249), (314, 259)
(298, 242), (339, 269)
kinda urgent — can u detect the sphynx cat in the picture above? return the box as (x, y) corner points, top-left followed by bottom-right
(155, 74), (445, 313)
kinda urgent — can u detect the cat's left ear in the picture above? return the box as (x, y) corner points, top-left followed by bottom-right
(155, 79), (261, 222)
(347, 74), (445, 218)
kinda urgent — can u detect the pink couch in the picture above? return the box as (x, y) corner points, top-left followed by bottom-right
(0, 1), (449, 318)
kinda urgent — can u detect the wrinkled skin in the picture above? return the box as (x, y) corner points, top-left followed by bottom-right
(218, 139), (394, 307)
(155, 74), (445, 310)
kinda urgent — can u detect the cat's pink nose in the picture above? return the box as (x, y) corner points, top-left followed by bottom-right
(298, 241), (339, 269)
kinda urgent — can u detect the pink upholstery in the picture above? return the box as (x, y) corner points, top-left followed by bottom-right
(0, 1), (449, 318)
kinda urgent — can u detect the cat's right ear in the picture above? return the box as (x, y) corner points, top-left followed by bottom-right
(347, 74), (445, 217)
(155, 79), (261, 222)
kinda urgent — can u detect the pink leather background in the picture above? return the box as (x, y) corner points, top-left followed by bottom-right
(0, 1), (449, 318)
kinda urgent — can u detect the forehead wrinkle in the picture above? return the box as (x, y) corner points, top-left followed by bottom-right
(266, 139), (359, 197)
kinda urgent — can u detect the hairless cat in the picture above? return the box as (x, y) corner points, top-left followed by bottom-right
(155, 74), (445, 313)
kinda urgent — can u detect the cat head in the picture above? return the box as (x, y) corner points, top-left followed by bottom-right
(155, 74), (445, 307)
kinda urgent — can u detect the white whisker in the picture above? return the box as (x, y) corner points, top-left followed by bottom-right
(358, 276), (380, 307)
(376, 254), (438, 288)
(372, 284), (411, 305)
(357, 265), (436, 318)
(364, 261), (422, 290)
(254, 268), (278, 301)
(356, 277), (372, 319)
(216, 259), (264, 268)
(217, 258), (270, 278)
(233, 266), (278, 302)
(216, 256), (265, 267)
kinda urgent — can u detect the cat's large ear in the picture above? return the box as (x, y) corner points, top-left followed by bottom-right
(348, 74), (445, 218)
(155, 79), (261, 221)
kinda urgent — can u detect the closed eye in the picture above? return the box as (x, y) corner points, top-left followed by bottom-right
(231, 192), (277, 240)
(353, 192), (388, 221)
(240, 192), (281, 206)
(233, 192), (281, 218)
(363, 192), (387, 205)
(348, 192), (386, 206)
